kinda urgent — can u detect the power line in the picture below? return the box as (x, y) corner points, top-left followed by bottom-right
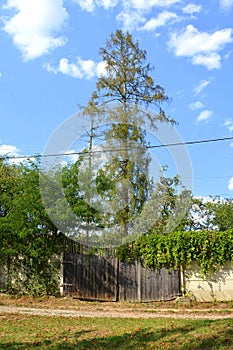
(147, 135), (233, 149)
(1, 135), (233, 160)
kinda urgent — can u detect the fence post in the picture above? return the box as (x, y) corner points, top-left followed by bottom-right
(60, 252), (64, 296)
(180, 264), (186, 296)
(137, 260), (141, 302)
(115, 257), (120, 301)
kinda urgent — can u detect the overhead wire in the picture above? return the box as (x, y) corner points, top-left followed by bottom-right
(1, 135), (233, 198)
(147, 135), (233, 149)
(1, 135), (233, 160)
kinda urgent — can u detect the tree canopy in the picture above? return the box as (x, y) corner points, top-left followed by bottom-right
(0, 159), (64, 295)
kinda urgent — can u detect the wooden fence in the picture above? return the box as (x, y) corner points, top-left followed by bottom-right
(61, 253), (181, 302)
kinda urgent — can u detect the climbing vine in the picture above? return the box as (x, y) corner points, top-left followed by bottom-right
(117, 230), (233, 275)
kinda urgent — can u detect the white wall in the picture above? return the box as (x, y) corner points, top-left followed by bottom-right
(185, 261), (233, 302)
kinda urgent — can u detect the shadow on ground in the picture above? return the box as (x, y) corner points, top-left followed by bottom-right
(1, 319), (233, 349)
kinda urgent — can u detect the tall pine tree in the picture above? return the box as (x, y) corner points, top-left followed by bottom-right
(82, 30), (174, 244)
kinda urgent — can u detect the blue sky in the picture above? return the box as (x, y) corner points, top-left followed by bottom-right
(0, 0), (233, 198)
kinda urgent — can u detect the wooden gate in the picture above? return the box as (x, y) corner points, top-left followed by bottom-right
(118, 260), (180, 302)
(62, 253), (118, 301)
(61, 253), (181, 302)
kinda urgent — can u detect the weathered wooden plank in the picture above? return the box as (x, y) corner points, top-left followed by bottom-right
(62, 254), (181, 302)
(64, 254), (117, 301)
(118, 260), (138, 302)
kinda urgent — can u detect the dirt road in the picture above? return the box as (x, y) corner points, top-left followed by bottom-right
(1, 304), (233, 320)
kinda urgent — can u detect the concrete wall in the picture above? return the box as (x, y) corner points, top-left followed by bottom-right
(185, 261), (233, 302)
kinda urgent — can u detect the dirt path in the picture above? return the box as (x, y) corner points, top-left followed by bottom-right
(1, 305), (233, 320)
(1, 295), (233, 320)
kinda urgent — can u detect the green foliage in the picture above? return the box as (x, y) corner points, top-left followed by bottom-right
(94, 121), (151, 236)
(133, 229), (233, 275)
(150, 172), (192, 234)
(117, 244), (135, 263)
(0, 159), (65, 295)
(1, 155), (233, 295)
(94, 29), (172, 119)
(186, 197), (233, 232)
(84, 30), (175, 237)
(62, 160), (101, 224)
(209, 198), (233, 231)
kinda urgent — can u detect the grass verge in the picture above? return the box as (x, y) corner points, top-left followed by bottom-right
(0, 313), (233, 349)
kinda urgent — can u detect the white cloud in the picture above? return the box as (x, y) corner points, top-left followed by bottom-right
(99, 0), (119, 9)
(0, 144), (24, 164)
(169, 25), (233, 56)
(75, 0), (179, 30)
(193, 79), (211, 95)
(3, 0), (68, 60)
(140, 11), (178, 31)
(74, 0), (95, 12)
(96, 61), (107, 77)
(0, 144), (20, 157)
(74, 0), (180, 13)
(129, 0), (180, 10)
(224, 119), (232, 127)
(0, 144), (37, 164)
(228, 177), (233, 190)
(196, 110), (213, 123)
(192, 52), (221, 70)
(116, 11), (145, 31)
(195, 196), (216, 203)
(182, 3), (202, 15)
(60, 149), (80, 166)
(219, 0), (233, 10)
(45, 57), (106, 79)
(168, 25), (233, 69)
(74, 0), (118, 12)
(189, 101), (204, 110)
(223, 119), (233, 132)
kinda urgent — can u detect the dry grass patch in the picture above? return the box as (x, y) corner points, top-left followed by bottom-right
(1, 293), (233, 309)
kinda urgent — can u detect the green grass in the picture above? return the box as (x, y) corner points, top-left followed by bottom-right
(0, 314), (233, 349)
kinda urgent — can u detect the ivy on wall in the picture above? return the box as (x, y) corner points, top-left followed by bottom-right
(117, 230), (233, 275)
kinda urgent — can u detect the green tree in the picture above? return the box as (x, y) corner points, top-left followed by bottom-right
(0, 158), (22, 290)
(0, 158), (19, 219)
(133, 170), (192, 236)
(185, 197), (231, 232)
(185, 197), (214, 231)
(0, 159), (63, 295)
(83, 30), (174, 242)
(208, 197), (233, 231)
(91, 30), (173, 117)
(62, 159), (103, 243)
